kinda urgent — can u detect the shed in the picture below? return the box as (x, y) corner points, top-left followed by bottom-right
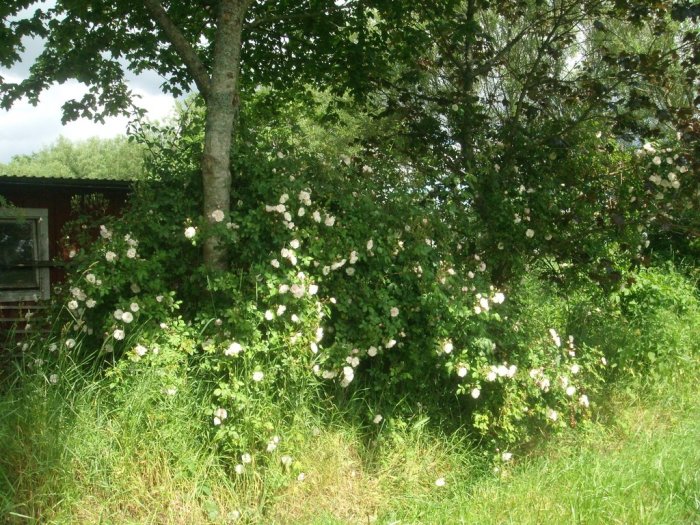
(1, 174), (132, 334)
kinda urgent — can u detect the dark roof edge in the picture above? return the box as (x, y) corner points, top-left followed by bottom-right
(0, 176), (133, 191)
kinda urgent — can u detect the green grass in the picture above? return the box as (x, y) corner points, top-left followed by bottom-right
(2, 266), (699, 524)
(378, 364), (700, 525)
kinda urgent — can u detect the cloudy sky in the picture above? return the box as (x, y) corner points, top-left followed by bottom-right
(0, 31), (178, 163)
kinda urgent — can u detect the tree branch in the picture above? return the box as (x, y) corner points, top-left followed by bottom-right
(142, 0), (211, 97)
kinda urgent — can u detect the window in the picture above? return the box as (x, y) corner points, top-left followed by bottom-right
(0, 207), (50, 302)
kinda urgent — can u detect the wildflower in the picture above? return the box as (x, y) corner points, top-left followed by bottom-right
(492, 292), (505, 304)
(264, 310), (274, 321)
(184, 226), (197, 239)
(68, 300), (79, 310)
(99, 225), (112, 239)
(65, 338), (76, 349)
(277, 305), (287, 316)
(547, 408), (558, 421)
(122, 312), (134, 324)
(130, 302), (139, 312)
(312, 210), (322, 222)
(156, 295), (164, 302)
(113, 329), (125, 341)
(479, 297), (490, 311)
(340, 366), (355, 387)
(290, 239), (300, 249)
(315, 327), (324, 342)
(297, 473), (306, 481)
(385, 339), (397, 349)
(652, 156), (662, 165)
(49, 373), (59, 384)
(291, 314), (300, 323)
(165, 387), (177, 396)
(373, 414), (383, 424)
(367, 346), (378, 357)
(235, 464), (245, 475)
(291, 284), (305, 298)
(308, 284), (318, 295)
(324, 215), (336, 227)
(213, 408), (228, 426)
(579, 394), (590, 408)
(471, 388), (481, 399)
(474, 306), (482, 315)
(366, 239), (374, 251)
(48, 343), (58, 352)
(390, 307), (400, 318)
(501, 452), (513, 462)
(601, 357), (607, 366)
(241, 453), (252, 464)
(443, 341), (454, 354)
(526, 229), (535, 238)
(252, 371), (264, 382)
(85, 273), (96, 284)
(271, 259), (281, 268)
(225, 342), (243, 356)
(135, 344), (148, 357)
(346, 267), (355, 276)
(126, 247), (137, 259)
(105, 251), (117, 262)
(549, 328), (561, 347)
(280, 455), (293, 468)
(486, 369), (497, 382)
(435, 477), (446, 487)
(310, 342), (319, 354)
(86, 299), (96, 308)
(571, 364), (580, 374)
(298, 190), (312, 205)
(457, 366), (468, 378)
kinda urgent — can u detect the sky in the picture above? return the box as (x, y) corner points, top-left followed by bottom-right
(0, 31), (178, 163)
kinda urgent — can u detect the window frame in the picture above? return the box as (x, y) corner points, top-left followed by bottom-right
(0, 207), (50, 302)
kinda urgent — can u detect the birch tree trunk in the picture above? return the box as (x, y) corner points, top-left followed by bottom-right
(201, 0), (251, 271)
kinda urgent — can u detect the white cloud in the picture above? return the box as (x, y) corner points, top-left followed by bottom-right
(0, 71), (178, 162)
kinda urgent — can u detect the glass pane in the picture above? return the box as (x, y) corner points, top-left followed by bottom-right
(0, 219), (39, 289)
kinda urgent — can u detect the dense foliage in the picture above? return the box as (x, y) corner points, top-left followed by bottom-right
(1, 0), (698, 491)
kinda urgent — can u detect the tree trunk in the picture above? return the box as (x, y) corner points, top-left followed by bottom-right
(201, 0), (250, 271)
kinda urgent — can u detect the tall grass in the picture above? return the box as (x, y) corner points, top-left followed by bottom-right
(1, 266), (699, 524)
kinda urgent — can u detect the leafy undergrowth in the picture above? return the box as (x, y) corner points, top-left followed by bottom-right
(1, 266), (699, 524)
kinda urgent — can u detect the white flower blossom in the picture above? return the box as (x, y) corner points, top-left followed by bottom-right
(385, 339), (397, 349)
(113, 329), (125, 341)
(130, 302), (139, 312)
(435, 477), (446, 487)
(65, 338), (76, 349)
(211, 209), (225, 222)
(105, 251), (117, 262)
(579, 394), (590, 408)
(566, 385), (576, 396)
(373, 414), (383, 424)
(264, 310), (274, 321)
(184, 226), (197, 239)
(225, 342), (243, 356)
(135, 344), (148, 357)
(366, 239), (374, 251)
(501, 452), (513, 462)
(390, 307), (400, 318)
(457, 366), (468, 378)
(525, 229), (535, 238)
(324, 215), (336, 227)
(126, 247), (137, 259)
(367, 346), (378, 357)
(99, 225), (112, 239)
(252, 371), (264, 382)
(122, 312), (134, 324)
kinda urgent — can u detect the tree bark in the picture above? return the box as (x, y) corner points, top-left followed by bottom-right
(202, 0), (251, 271)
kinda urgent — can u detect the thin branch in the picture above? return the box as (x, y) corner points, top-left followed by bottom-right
(142, 0), (211, 97)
